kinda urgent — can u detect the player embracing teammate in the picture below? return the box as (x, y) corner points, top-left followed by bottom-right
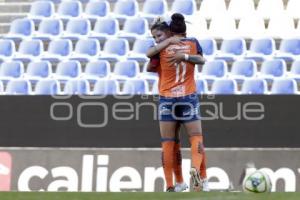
(146, 13), (209, 192)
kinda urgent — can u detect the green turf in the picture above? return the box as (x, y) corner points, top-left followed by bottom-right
(0, 192), (299, 200)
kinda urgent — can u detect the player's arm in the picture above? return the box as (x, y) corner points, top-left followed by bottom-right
(146, 36), (182, 58)
(167, 53), (205, 65)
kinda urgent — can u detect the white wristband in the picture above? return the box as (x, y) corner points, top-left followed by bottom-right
(184, 54), (189, 61)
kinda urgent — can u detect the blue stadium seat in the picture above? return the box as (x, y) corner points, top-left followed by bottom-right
(93, 79), (120, 95)
(118, 18), (149, 42)
(5, 79), (31, 95)
(32, 19), (63, 42)
(215, 38), (246, 62)
(170, 0), (196, 20)
(63, 79), (90, 95)
(24, 61), (52, 83)
(259, 59), (287, 82)
(99, 39), (129, 62)
(4, 19), (34, 42)
(127, 38), (155, 63)
(211, 79), (238, 94)
(289, 60), (300, 82)
(244, 38), (275, 62)
(151, 79), (159, 94)
(54, 60), (82, 82)
(41, 39), (72, 63)
(113, 0), (138, 23)
(56, 0), (82, 23)
(230, 60), (257, 83)
(271, 78), (298, 94)
(198, 38), (217, 61)
(200, 60), (228, 83)
(140, 62), (159, 84)
(13, 40), (43, 63)
(274, 38), (300, 62)
(241, 78), (268, 94)
(61, 18), (91, 41)
(84, 0), (110, 23)
(141, 0), (167, 23)
(0, 81), (4, 94)
(69, 39), (101, 62)
(113, 60), (140, 80)
(89, 18), (119, 43)
(195, 79), (208, 94)
(0, 40), (16, 62)
(27, 0), (55, 23)
(34, 79), (60, 95)
(83, 60), (111, 83)
(0, 61), (24, 83)
(122, 79), (149, 94)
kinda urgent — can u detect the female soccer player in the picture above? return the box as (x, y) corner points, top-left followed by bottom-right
(147, 13), (208, 192)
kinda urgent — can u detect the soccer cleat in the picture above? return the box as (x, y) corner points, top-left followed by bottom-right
(201, 178), (210, 192)
(190, 167), (201, 190)
(174, 182), (188, 192)
(166, 186), (175, 192)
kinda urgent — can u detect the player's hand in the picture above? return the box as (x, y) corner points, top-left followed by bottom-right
(166, 52), (184, 65)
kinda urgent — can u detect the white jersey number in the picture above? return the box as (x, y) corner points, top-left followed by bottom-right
(175, 62), (187, 83)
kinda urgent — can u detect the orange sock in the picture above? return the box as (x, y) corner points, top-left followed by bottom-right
(189, 135), (203, 172)
(173, 141), (184, 183)
(200, 152), (207, 179)
(162, 140), (175, 189)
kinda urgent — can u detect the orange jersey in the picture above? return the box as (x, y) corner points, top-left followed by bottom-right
(155, 38), (203, 97)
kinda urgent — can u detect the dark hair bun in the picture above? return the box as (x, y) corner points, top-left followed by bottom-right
(171, 13), (185, 23)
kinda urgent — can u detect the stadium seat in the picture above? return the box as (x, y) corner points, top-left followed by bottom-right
(63, 79), (90, 95)
(237, 16), (266, 39)
(127, 38), (155, 63)
(89, 17), (119, 43)
(227, 0), (255, 20)
(113, 0), (139, 24)
(83, 0), (110, 23)
(82, 60), (111, 83)
(186, 17), (208, 38)
(56, 0), (82, 23)
(41, 39), (72, 63)
(200, 60), (228, 83)
(93, 79), (120, 95)
(215, 38), (246, 62)
(99, 39), (129, 62)
(27, 0), (55, 23)
(244, 38), (276, 62)
(195, 79), (208, 94)
(198, 38), (217, 60)
(69, 39), (101, 62)
(54, 60), (82, 82)
(270, 78), (298, 94)
(286, 0), (300, 20)
(274, 38), (300, 62)
(122, 79), (149, 94)
(259, 59), (287, 82)
(256, 0), (285, 20)
(151, 79), (159, 95)
(241, 78), (268, 94)
(140, 0), (167, 23)
(170, 0), (197, 21)
(24, 61), (52, 83)
(139, 62), (159, 84)
(13, 40), (43, 63)
(34, 79), (60, 95)
(4, 19), (34, 42)
(0, 40), (16, 62)
(266, 15), (296, 38)
(207, 15), (237, 39)
(61, 18), (91, 41)
(118, 18), (149, 42)
(5, 79), (32, 95)
(211, 79), (238, 95)
(113, 60), (140, 80)
(198, 0), (227, 20)
(32, 19), (63, 42)
(288, 60), (300, 82)
(0, 61), (24, 83)
(0, 81), (4, 95)
(230, 60), (257, 83)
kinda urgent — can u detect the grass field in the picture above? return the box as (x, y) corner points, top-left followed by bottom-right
(0, 192), (299, 200)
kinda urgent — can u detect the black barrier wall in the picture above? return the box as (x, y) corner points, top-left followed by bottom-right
(0, 95), (299, 148)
